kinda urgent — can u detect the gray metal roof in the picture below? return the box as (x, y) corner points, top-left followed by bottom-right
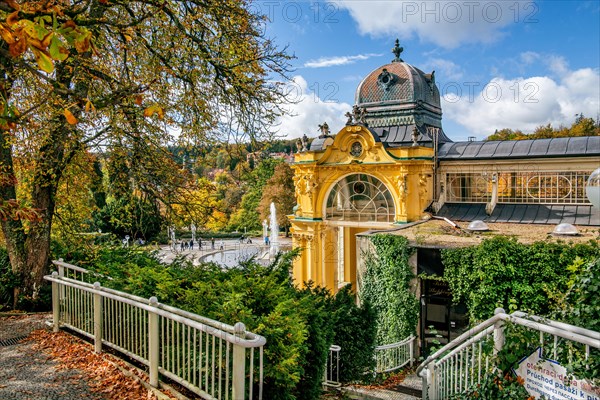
(372, 124), (453, 147)
(436, 203), (600, 226)
(438, 136), (600, 160)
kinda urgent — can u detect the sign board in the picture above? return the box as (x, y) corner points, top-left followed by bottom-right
(513, 348), (599, 400)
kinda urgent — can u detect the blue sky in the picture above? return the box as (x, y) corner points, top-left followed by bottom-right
(258, 1), (600, 141)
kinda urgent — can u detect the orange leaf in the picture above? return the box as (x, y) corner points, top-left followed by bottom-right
(6, 11), (19, 27)
(64, 109), (77, 125)
(8, 38), (27, 57)
(143, 104), (164, 119)
(0, 26), (15, 45)
(62, 20), (76, 29)
(134, 95), (143, 105)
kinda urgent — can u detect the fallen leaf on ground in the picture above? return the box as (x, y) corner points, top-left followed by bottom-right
(26, 330), (178, 400)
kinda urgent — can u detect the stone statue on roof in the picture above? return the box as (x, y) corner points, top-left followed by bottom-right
(345, 111), (353, 125)
(352, 105), (367, 125)
(318, 122), (330, 138)
(301, 133), (309, 151)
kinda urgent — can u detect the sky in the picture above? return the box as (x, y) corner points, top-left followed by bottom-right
(257, 0), (600, 141)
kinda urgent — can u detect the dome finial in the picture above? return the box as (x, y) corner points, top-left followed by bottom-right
(392, 39), (403, 62)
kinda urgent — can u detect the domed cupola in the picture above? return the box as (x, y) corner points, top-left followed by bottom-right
(355, 40), (452, 146)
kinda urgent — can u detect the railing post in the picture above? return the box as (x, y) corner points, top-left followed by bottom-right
(51, 271), (60, 333)
(148, 296), (160, 388)
(409, 338), (414, 367)
(57, 259), (66, 299)
(426, 362), (436, 400)
(493, 307), (506, 356)
(93, 282), (103, 353)
(233, 322), (247, 400)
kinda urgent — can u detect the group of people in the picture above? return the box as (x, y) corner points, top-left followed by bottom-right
(175, 237), (225, 252)
(178, 239), (195, 251)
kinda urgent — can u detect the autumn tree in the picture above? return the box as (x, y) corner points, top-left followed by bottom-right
(258, 162), (295, 235)
(0, 0), (291, 304)
(486, 115), (599, 141)
(228, 157), (282, 231)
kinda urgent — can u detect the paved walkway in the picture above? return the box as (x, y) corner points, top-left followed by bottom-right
(343, 373), (422, 400)
(157, 236), (292, 266)
(0, 313), (106, 400)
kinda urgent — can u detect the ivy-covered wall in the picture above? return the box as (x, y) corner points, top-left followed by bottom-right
(442, 236), (600, 322)
(359, 234), (419, 344)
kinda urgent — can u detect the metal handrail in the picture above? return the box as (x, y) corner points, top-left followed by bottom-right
(323, 345), (342, 388)
(45, 271), (265, 399)
(416, 312), (505, 376)
(374, 335), (415, 373)
(52, 260), (258, 337)
(417, 308), (600, 400)
(46, 275), (266, 347)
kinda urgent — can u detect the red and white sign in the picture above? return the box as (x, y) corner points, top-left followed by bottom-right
(513, 348), (599, 400)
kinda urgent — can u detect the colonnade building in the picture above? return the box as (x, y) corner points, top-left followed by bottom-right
(288, 41), (599, 299)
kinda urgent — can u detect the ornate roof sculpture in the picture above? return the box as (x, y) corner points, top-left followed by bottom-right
(354, 39), (452, 146)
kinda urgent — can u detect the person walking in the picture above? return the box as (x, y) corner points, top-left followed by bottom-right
(189, 239), (194, 250)
(211, 237), (215, 250)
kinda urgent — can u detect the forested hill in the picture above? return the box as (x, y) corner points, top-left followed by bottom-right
(486, 114), (599, 141)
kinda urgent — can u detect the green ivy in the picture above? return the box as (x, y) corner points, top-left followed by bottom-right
(555, 257), (600, 384)
(360, 234), (419, 345)
(441, 237), (600, 397)
(442, 236), (599, 322)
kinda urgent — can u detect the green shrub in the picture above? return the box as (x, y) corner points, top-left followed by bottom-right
(556, 257), (600, 384)
(442, 237), (600, 321)
(57, 244), (375, 398)
(331, 285), (377, 382)
(360, 234), (419, 345)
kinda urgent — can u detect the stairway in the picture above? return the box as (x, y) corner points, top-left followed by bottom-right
(341, 373), (422, 400)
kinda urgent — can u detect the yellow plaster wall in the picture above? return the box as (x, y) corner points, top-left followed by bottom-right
(289, 125), (435, 292)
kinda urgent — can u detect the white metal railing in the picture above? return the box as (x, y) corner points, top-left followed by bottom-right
(374, 335), (415, 373)
(44, 271), (265, 400)
(323, 335), (415, 388)
(417, 308), (600, 400)
(53, 259), (113, 282)
(323, 345), (341, 388)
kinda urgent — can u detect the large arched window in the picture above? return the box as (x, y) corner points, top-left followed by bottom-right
(325, 174), (395, 222)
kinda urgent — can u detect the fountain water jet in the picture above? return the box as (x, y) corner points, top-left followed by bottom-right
(269, 202), (280, 257)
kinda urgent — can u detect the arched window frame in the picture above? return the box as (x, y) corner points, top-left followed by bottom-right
(323, 174), (396, 223)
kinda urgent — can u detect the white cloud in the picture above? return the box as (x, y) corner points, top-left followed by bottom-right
(520, 51), (539, 65)
(442, 66), (600, 138)
(422, 58), (464, 80)
(276, 76), (351, 139)
(331, 0), (533, 48)
(304, 53), (382, 68)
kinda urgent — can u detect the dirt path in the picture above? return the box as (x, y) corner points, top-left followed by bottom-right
(0, 313), (106, 400)
(0, 313), (179, 400)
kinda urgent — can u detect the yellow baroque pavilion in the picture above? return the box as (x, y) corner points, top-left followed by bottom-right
(288, 41), (600, 293)
(289, 40), (451, 290)
(290, 125), (436, 289)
